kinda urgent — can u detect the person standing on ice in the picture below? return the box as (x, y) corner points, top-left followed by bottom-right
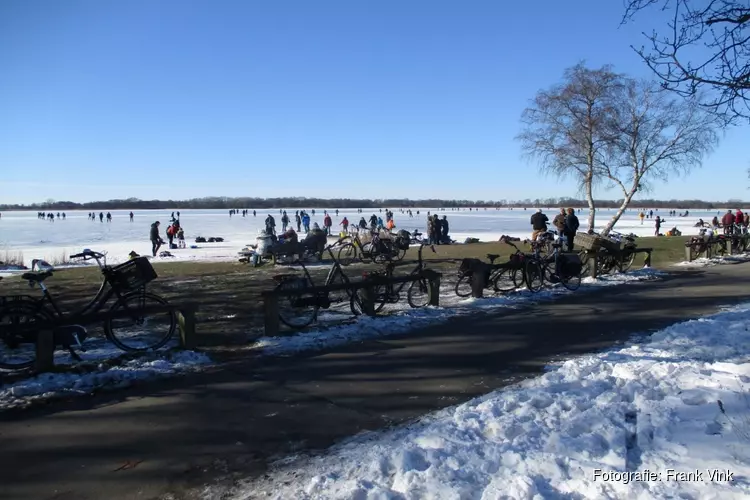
(722, 210), (735, 235)
(129, 211), (134, 222)
(323, 213), (332, 235)
(150, 221), (164, 256)
(563, 208), (579, 252)
(530, 209), (548, 241)
(302, 212), (311, 233)
(340, 216), (349, 234)
(552, 208), (566, 234)
(281, 211), (289, 232)
(265, 214), (276, 235)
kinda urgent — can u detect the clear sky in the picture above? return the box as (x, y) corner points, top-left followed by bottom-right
(1, 0), (747, 205)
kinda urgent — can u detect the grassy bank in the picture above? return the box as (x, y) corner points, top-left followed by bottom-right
(0, 236), (694, 347)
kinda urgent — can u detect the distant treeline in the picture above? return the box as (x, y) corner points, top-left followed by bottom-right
(1, 196), (748, 211)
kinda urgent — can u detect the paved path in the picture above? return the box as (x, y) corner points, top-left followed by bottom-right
(1, 263), (750, 500)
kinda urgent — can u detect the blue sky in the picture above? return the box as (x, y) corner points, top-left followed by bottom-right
(1, 0), (747, 204)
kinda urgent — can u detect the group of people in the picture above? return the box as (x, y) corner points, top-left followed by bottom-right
(149, 216), (186, 257)
(530, 208), (580, 251)
(426, 214), (450, 244)
(37, 212), (66, 220)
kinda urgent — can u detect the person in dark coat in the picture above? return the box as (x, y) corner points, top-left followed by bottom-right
(530, 209), (549, 240)
(563, 208), (579, 252)
(150, 221), (164, 257)
(441, 215), (450, 243)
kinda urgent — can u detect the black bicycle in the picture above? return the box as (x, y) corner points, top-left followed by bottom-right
(272, 244), (364, 329)
(524, 241), (582, 292)
(0, 250), (176, 370)
(351, 243), (436, 313)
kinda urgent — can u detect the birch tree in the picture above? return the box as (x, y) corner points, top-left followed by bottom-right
(517, 63), (623, 232)
(599, 79), (719, 235)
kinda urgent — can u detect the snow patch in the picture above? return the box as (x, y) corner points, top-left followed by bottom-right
(0, 350), (212, 410)
(218, 303), (750, 500)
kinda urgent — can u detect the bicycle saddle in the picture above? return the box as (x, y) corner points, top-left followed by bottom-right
(486, 253), (500, 263)
(21, 271), (53, 282)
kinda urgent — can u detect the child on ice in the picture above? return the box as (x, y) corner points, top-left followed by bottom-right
(177, 228), (186, 248)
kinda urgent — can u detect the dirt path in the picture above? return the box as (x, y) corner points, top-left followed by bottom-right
(1, 263), (748, 500)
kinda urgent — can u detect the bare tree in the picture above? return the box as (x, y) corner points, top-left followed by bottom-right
(517, 63), (623, 231)
(623, 0), (750, 124)
(599, 79), (719, 235)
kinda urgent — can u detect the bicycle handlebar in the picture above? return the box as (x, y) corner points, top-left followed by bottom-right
(70, 249), (108, 268)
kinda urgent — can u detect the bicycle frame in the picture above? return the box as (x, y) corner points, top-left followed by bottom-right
(371, 244), (432, 300)
(31, 276), (122, 321)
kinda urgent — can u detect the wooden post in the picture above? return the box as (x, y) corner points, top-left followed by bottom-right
(263, 294), (280, 336)
(424, 270), (441, 307)
(644, 250), (652, 268)
(359, 286), (376, 317)
(588, 250), (598, 279)
(706, 243), (713, 259)
(177, 306), (197, 349)
(471, 269), (486, 298)
(35, 329), (55, 373)
(685, 245), (693, 262)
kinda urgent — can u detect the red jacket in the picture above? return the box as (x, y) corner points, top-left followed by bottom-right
(722, 213), (735, 226)
(736, 211), (744, 224)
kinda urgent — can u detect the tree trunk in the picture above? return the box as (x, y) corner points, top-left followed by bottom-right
(601, 183), (638, 237)
(585, 173), (596, 232)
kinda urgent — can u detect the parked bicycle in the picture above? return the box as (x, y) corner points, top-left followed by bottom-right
(352, 243), (436, 313)
(336, 229), (408, 265)
(0, 250), (176, 370)
(272, 244), (365, 329)
(525, 238), (582, 292)
(685, 228), (729, 261)
(454, 245), (524, 297)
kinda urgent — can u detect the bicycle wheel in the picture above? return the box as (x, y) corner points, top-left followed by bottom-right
(525, 260), (544, 293)
(351, 283), (388, 314)
(407, 278), (430, 307)
(106, 291), (177, 351)
(492, 268), (516, 293)
(578, 250), (592, 277)
(337, 243), (357, 266)
(511, 267), (525, 288)
(394, 246), (407, 261)
(0, 301), (51, 370)
(274, 277), (318, 330)
(560, 270), (581, 291)
(454, 274), (473, 297)
(620, 247), (637, 272)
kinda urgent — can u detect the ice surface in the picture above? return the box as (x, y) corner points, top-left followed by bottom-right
(0, 208), (717, 268)
(215, 303), (750, 500)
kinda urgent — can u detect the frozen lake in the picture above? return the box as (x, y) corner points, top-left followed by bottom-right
(0, 207), (726, 268)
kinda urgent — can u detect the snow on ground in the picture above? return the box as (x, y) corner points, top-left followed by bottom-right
(218, 303), (750, 500)
(252, 268), (664, 357)
(675, 252), (750, 268)
(0, 350), (211, 411)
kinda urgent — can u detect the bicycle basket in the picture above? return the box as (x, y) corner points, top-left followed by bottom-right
(107, 257), (158, 292)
